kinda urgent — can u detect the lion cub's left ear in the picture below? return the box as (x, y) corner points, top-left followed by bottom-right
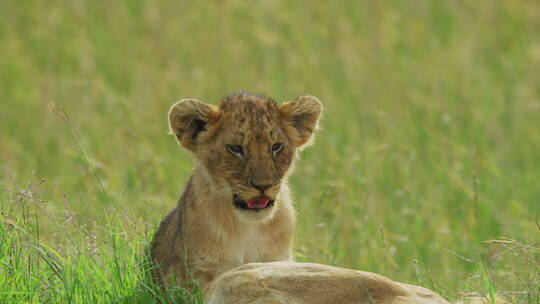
(279, 96), (323, 148)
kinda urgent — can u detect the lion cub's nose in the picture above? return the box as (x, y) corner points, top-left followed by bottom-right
(250, 180), (272, 192)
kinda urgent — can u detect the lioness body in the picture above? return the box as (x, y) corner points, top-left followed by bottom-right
(151, 92), (321, 290)
(206, 262), (449, 304)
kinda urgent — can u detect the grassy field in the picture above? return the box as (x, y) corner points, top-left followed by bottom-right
(1, 0), (539, 303)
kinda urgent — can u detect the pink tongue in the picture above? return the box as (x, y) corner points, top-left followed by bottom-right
(246, 197), (270, 209)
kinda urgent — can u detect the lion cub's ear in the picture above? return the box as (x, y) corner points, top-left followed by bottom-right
(279, 96), (323, 148)
(168, 99), (220, 151)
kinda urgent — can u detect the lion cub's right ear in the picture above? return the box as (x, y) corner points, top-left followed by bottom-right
(168, 99), (220, 151)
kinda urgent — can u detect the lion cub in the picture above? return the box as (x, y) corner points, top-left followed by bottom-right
(151, 92), (322, 291)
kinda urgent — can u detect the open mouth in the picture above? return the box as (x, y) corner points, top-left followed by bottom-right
(233, 195), (275, 211)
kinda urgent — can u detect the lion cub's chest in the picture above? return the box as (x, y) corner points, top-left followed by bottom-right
(224, 226), (276, 265)
(210, 227), (276, 278)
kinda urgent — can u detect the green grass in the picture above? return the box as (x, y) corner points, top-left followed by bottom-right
(1, 0), (539, 303)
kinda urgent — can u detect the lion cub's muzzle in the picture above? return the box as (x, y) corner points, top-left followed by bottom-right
(233, 194), (275, 211)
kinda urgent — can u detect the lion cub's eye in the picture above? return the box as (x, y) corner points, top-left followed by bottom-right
(226, 144), (244, 157)
(272, 143), (283, 156)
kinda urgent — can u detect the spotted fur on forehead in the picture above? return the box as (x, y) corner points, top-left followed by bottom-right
(218, 92), (284, 144)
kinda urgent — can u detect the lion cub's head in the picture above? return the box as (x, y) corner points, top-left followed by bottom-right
(168, 92), (322, 221)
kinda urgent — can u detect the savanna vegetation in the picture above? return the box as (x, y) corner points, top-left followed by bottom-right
(0, 1), (539, 303)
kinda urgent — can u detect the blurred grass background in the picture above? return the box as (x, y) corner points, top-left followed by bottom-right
(0, 0), (539, 303)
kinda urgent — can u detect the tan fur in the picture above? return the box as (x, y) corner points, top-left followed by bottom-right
(206, 262), (449, 304)
(151, 92), (322, 290)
